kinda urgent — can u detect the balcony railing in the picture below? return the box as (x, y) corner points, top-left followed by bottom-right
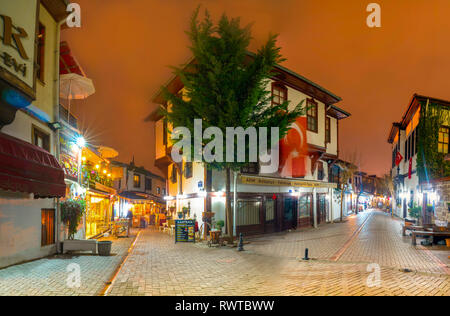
(59, 104), (78, 129)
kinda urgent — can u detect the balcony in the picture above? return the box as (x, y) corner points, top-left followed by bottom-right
(59, 104), (78, 129)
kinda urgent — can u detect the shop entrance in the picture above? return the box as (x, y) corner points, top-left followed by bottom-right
(298, 193), (313, 228)
(282, 197), (298, 230)
(317, 193), (328, 224)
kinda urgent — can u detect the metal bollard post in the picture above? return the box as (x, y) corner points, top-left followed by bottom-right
(302, 248), (310, 261)
(237, 233), (244, 251)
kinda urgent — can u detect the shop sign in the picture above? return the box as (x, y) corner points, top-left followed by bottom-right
(240, 175), (337, 189)
(175, 219), (195, 243)
(0, 0), (38, 98)
(60, 153), (78, 180)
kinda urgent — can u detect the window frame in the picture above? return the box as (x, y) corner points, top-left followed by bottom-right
(271, 82), (287, 107)
(325, 116), (331, 143)
(438, 126), (449, 154)
(306, 98), (318, 133)
(41, 209), (55, 246)
(145, 177), (152, 191)
(133, 174), (141, 188)
(32, 125), (50, 152)
(184, 161), (193, 179)
(37, 23), (46, 83)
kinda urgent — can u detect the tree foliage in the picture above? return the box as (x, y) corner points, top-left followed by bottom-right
(416, 102), (450, 182)
(61, 199), (86, 240)
(162, 7), (305, 170)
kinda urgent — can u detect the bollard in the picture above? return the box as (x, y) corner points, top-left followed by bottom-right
(302, 248), (310, 261)
(237, 233), (244, 251)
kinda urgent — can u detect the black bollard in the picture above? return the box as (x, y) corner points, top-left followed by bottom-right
(302, 248), (310, 261)
(237, 233), (244, 251)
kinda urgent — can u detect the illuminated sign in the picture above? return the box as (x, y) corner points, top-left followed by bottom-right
(240, 175), (337, 189)
(0, 0), (38, 98)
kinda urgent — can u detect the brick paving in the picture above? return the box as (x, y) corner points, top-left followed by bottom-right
(0, 230), (137, 296)
(106, 210), (449, 296)
(0, 211), (449, 296)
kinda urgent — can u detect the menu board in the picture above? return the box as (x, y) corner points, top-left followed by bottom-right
(175, 220), (195, 243)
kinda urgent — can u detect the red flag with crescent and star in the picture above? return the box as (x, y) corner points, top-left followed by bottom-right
(395, 151), (403, 166)
(278, 117), (308, 178)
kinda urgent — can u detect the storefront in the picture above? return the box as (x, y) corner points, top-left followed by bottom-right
(117, 191), (165, 228)
(85, 189), (114, 238)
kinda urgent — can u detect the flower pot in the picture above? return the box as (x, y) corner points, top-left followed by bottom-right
(98, 240), (112, 256)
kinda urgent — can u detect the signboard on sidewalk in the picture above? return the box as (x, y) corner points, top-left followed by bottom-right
(175, 219), (195, 243)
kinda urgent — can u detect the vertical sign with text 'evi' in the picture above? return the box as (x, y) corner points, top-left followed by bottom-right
(175, 219), (195, 243)
(0, 0), (38, 99)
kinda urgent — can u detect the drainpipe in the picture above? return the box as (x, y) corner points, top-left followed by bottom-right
(313, 187), (318, 228)
(329, 187), (334, 223)
(233, 171), (238, 236)
(54, 19), (65, 253)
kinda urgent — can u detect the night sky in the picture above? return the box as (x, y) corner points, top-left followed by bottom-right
(62, 0), (450, 177)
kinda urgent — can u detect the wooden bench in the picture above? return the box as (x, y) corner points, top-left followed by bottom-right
(401, 224), (432, 236)
(411, 231), (450, 246)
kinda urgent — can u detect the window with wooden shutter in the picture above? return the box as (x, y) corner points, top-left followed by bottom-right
(41, 209), (55, 246)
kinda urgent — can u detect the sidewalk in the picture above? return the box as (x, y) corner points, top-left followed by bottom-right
(0, 230), (137, 296)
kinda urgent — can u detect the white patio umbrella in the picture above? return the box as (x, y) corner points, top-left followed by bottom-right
(60, 73), (95, 122)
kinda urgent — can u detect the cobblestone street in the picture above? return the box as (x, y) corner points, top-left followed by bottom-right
(0, 231), (136, 296)
(0, 210), (449, 296)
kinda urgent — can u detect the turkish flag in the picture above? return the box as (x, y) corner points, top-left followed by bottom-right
(395, 151), (403, 166)
(408, 158), (413, 179)
(279, 117), (307, 178)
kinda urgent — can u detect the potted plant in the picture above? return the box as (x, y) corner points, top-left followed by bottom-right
(408, 206), (422, 225)
(61, 199), (86, 240)
(177, 211), (183, 219)
(60, 199), (97, 254)
(216, 220), (225, 233)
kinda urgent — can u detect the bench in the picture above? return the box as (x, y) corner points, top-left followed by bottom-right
(411, 231), (450, 246)
(401, 224), (432, 236)
(63, 239), (98, 254)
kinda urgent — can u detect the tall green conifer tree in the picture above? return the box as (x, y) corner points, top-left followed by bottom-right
(162, 8), (304, 239)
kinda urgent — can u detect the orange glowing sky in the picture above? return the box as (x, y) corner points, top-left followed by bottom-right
(62, 0), (450, 177)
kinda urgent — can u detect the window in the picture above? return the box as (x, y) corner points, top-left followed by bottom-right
(133, 174), (141, 188)
(317, 162), (324, 181)
(325, 117), (331, 143)
(438, 126), (449, 154)
(32, 126), (50, 152)
(41, 209), (55, 246)
(184, 161), (193, 178)
(306, 99), (318, 132)
(298, 194), (312, 219)
(145, 178), (152, 191)
(271, 83), (287, 106)
(236, 200), (260, 226)
(37, 23), (45, 82)
(170, 165), (177, 183)
(157, 187), (161, 195)
(265, 199), (275, 222)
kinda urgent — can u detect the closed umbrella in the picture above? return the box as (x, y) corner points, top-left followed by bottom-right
(60, 73), (95, 122)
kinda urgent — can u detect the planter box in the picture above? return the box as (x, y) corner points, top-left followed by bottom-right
(63, 239), (97, 254)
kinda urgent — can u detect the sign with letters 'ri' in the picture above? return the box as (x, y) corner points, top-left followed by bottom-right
(0, 0), (38, 98)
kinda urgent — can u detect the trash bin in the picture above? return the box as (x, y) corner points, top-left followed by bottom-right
(98, 240), (112, 256)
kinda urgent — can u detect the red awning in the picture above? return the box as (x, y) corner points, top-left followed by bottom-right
(0, 132), (66, 198)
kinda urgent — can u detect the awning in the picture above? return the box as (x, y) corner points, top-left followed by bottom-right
(0, 132), (66, 198)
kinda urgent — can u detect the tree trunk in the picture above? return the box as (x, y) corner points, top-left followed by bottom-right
(225, 167), (233, 241)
